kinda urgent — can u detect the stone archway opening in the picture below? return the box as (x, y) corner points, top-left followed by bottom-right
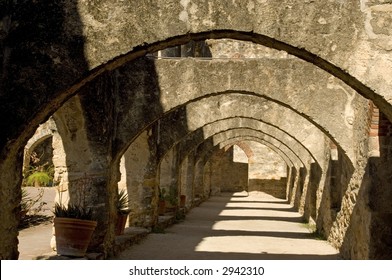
(4, 19), (392, 260)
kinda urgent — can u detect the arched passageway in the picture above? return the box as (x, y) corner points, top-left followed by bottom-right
(2, 1), (392, 260)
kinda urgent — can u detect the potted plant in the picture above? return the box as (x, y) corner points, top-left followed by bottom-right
(180, 194), (186, 208)
(24, 162), (54, 187)
(115, 188), (131, 235)
(165, 188), (178, 213)
(26, 170), (51, 187)
(158, 188), (166, 215)
(53, 176), (97, 257)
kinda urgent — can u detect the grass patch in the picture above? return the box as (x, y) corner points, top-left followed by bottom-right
(301, 222), (326, 240)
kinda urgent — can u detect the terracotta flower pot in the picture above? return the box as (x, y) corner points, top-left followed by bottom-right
(115, 214), (128, 235)
(54, 217), (97, 257)
(158, 200), (166, 215)
(180, 195), (186, 208)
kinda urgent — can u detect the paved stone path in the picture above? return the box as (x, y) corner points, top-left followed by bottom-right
(18, 222), (53, 260)
(114, 192), (340, 260)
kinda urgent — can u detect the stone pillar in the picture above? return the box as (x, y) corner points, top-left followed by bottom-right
(121, 130), (158, 227)
(193, 158), (206, 202)
(159, 145), (180, 209)
(203, 160), (212, 196)
(298, 166), (310, 215)
(286, 167), (297, 203)
(140, 126), (159, 228)
(0, 152), (23, 259)
(290, 166), (307, 211)
(302, 162), (322, 223)
(180, 153), (196, 208)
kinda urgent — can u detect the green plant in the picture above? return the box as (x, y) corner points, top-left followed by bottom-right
(165, 188), (178, 206)
(53, 203), (94, 221)
(151, 225), (165, 234)
(175, 210), (185, 222)
(26, 171), (51, 186)
(159, 188), (166, 201)
(23, 152), (54, 187)
(301, 222), (326, 240)
(53, 174), (95, 221)
(20, 187), (45, 218)
(117, 189), (131, 215)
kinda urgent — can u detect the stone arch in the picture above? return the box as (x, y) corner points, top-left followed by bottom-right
(212, 135), (311, 209)
(231, 141), (253, 159)
(201, 118), (316, 163)
(114, 57), (362, 163)
(213, 130), (302, 168)
(23, 118), (57, 172)
(156, 115), (314, 168)
(218, 136), (294, 169)
(190, 134), (297, 198)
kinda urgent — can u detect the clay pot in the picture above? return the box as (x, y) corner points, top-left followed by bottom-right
(158, 200), (166, 215)
(115, 214), (128, 235)
(180, 195), (186, 208)
(54, 217), (97, 257)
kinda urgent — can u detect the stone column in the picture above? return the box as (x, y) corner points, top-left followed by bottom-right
(0, 152), (23, 259)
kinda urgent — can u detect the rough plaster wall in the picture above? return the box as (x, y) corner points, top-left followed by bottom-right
(247, 141), (287, 179)
(246, 141), (288, 198)
(207, 38), (291, 58)
(210, 147), (248, 193)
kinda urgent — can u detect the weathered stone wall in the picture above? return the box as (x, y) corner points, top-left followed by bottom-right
(246, 141), (287, 198)
(209, 147), (248, 193)
(324, 96), (373, 259)
(179, 156), (193, 209)
(2, 1), (392, 260)
(159, 149), (176, 191)
(119, 131), (155, 227)
(207, 39), (290, 59)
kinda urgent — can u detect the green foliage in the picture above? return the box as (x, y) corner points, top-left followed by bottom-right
(26, 171), (51, 186)
(117, 188), (131, 215)
(175, 210), (186, 223)
(159, 188), (166, 201)
(151, 225), (165, 234)
(165, 188), (178, 206)
(23, 151), (54, 187)
(53, 174), (95, 221)
(20, 187), (45, 218)
(301, 222), (326, 240)
(20, 188), (31, 214)
(53, 203), (94, 221)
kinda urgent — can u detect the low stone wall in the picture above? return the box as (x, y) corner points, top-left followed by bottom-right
(248, 178), (287, 199)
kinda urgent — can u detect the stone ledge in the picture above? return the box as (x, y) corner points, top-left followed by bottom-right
(34, 217), (177, 260)
(113, 227), (150, 255)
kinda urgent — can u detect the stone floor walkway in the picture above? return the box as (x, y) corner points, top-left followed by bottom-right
(113, 192), (340, 260)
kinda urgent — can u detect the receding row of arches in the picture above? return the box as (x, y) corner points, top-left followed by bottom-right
(17, 40), (392, 259)
(2, 2), (392, 259)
